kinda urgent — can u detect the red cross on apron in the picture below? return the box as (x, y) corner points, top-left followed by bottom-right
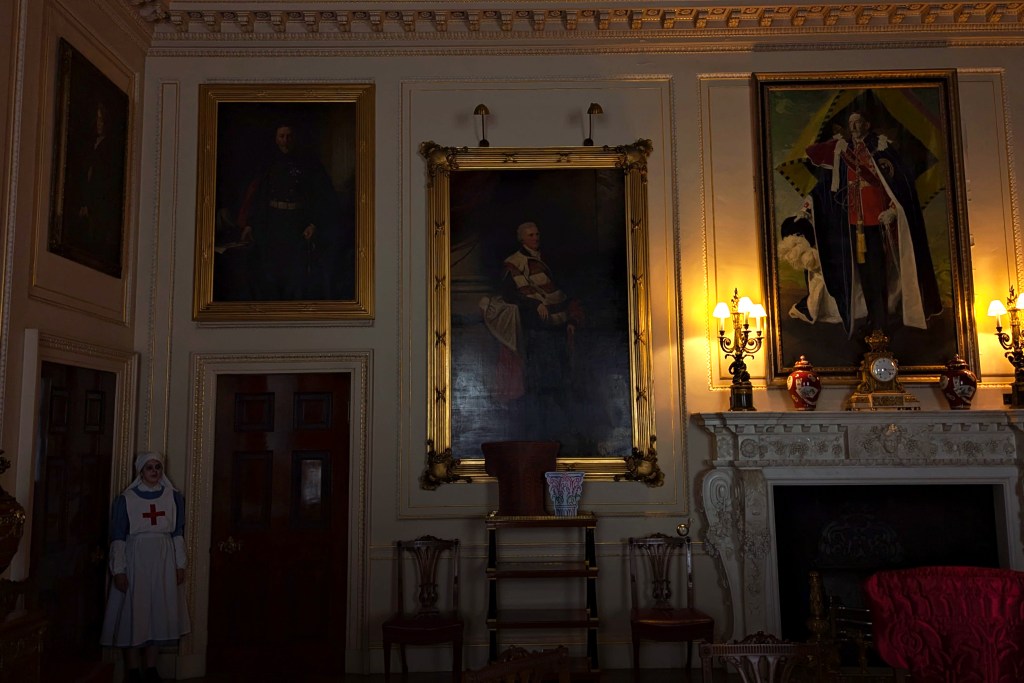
(142, 504), (166, 526)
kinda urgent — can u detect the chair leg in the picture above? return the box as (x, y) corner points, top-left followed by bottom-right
(452, 637), (463, 683)
(383, 640), (392, 683)
(400, 644), (409, 676)
(632, 638), (641, 673)
(686, 641), (693, 670)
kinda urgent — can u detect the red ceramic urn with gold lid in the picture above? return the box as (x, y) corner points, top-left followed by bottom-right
(787, 356), (822, 411)
(939, 355), (978, 410)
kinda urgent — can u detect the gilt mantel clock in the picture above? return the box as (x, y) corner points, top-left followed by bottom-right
(845, 330), (921, 411)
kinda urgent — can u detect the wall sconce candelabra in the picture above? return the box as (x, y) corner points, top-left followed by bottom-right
(474, 104), (490, 147)
(988, 286), (1024, 408)
(713, 289), (767, 411)
(583, 103), (603, 146)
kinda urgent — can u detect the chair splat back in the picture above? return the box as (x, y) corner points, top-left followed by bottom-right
(396, 535), (459, 617)
(699, 632), (825, 683)
(628, 533), (693, 609)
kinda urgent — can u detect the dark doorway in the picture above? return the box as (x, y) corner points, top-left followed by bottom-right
(31, 361), (117, 664)
(207, 373), (350, 677)
(774, 483), (1001, 645)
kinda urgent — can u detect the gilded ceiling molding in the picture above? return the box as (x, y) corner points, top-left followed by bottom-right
(129, 3), (1024, 40)
(145, 37), (1024, 57)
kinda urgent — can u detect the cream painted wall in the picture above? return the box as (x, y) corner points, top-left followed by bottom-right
(0, 0), (147, 579)
(137, 42), (1022, 677)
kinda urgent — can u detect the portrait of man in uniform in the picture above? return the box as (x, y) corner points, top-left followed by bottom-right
(210, 101), (358, 304)
(759, 75), (975, 379)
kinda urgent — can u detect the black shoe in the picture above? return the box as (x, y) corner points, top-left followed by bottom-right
(144, 667), (163, 683)
(126, 670), (143, 683)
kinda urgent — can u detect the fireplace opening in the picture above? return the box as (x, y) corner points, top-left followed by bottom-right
(773, 484), (1003, 647)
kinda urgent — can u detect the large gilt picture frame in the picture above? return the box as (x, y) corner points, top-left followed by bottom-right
(755, 70), (977, 383)
(419, 140), (661, 489)
(193, 84), (374, 321)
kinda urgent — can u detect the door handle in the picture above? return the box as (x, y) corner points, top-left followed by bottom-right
(218, 536), (243, 554)
(89, 546), (105, 565)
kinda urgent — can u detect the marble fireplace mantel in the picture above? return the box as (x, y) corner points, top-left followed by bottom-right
(694, 410), (1024, 642)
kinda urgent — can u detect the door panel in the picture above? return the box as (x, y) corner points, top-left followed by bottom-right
(208, 373), (350, 676)
(30, 361), (117, 664)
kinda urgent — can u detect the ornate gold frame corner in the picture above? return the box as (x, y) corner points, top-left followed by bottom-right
(192, 83), (375, 322)
(419, 139), (662, 489)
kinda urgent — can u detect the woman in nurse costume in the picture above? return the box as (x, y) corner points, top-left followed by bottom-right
(101, 452), (191, 683)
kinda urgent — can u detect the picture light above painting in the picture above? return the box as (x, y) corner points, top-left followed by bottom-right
(754, 70), (977, 384)
(192, 84), (375, 322)
(418, 140), (662, 489)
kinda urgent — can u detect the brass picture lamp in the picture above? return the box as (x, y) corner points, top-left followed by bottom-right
(714, 289), (767, 411)
(474, 104), (490, 147)
(988, 287), (1024, 408)
(584, 102), (603, 146)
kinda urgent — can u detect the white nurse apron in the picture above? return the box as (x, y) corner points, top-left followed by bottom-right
(100, 486), (191, 647)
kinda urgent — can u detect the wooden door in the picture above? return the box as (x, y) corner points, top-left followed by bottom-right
(30, 361), (117, 664)
(208, 373), (350, 677)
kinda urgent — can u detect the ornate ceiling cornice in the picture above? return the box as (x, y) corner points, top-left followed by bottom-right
(123, 2), (1024, 42)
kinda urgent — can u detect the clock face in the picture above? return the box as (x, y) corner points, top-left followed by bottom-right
(871, 357), (897, 383)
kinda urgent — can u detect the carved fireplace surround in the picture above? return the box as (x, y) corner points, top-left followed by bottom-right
(695, 410), (1024, 642)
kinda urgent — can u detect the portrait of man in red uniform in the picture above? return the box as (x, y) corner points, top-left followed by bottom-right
(802, 111), (942, 339)
(763, 78), (971, 376)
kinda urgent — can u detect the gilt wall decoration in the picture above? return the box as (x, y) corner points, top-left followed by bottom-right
(48, 38), (130, 279)
(754, 70), (977, 382)
(419, 141), (661, 488)
(193, 84), (374, 321)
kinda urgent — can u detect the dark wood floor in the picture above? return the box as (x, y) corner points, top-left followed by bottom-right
(184, 670), (737, 683)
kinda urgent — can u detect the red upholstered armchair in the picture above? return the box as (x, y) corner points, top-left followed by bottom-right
(863, 567), (1024, 683)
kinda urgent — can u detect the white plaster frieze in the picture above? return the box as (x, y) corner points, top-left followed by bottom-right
(698, 410), (1020, 468)
(119, 2), (1024, 41)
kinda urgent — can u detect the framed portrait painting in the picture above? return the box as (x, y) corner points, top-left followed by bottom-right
(47, 38), (130, 279)
(193, 84), (374, 321)
(419, 141), (661, 489)
(755, 70), (977, 382)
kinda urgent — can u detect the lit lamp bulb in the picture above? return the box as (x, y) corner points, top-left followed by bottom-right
(713, 301), (730, 333)
(1016, 292), (1024, 309)
(989, 299), (1008, 328)
(737, 296), (753, 323)
(749, 303), (767, 332)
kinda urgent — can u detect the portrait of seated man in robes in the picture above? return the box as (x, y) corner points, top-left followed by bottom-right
(447, 167), (633, 459)
(211, 104), (357, 304)
(479, 222), (584, 440)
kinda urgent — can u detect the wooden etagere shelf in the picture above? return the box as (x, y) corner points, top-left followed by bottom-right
(485, 512), (600, 679)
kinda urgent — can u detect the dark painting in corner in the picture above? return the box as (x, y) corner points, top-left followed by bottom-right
(48, 38), (129, 279)
(449, 169), (633, 458)
(755, 70), (977, 381)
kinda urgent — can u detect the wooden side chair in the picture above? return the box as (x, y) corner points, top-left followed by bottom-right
(628, 533), (715, 671)
(699, 632), (826, 683)
(382, 536), (463, 683)
(464, 646), (570, 683)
